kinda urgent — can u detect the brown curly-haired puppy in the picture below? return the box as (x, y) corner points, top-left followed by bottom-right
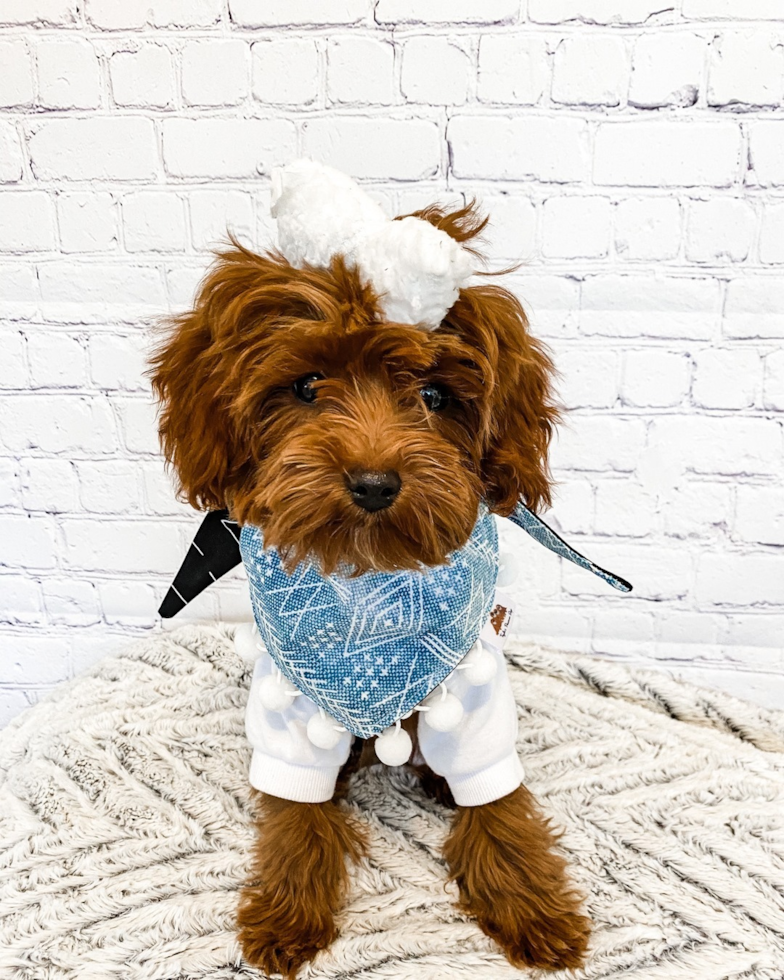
(151, 204), (590, 977)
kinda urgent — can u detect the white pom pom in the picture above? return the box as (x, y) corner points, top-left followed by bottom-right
(497, 550), (524, 589)
(257, 673), (297, 712)
(234, 622), (263, 664)
(461, 642), (498, 687)
(306, 711), (344, 750)
(422, 691), (464, 732)
(375, 725), (412, 766)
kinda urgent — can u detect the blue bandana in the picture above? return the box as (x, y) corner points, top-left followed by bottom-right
(239, 502), (631, 740)
(241, 508), (498, 739)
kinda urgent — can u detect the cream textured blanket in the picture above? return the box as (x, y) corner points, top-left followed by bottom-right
(1, 625), (783, 979)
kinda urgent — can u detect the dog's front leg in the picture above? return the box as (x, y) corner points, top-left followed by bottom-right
(237, 790), (367, 979)
(443, 784), (590, 971)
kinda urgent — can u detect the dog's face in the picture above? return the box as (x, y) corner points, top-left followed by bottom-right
(151, 206), (557, 575)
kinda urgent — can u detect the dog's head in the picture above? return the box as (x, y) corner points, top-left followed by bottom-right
(150, 203), (558, 575)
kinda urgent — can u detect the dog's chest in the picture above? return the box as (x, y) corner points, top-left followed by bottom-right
(240, 511), (499, 739)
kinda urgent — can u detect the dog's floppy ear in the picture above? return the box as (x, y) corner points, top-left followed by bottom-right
(149, 241), (292, 512)
(447, 284), (559, 516)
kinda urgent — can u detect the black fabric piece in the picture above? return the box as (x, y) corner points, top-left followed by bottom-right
(158, 510), (242, 618)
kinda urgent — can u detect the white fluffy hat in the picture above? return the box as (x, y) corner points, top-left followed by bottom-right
(270, 159), (475, 330)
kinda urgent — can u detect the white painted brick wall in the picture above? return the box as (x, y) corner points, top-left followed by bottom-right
(1, 3), (783, 726)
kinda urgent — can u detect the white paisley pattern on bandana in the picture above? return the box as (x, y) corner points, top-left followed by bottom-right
(240, 509), (499, 739)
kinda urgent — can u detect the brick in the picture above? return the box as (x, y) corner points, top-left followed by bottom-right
(510, 274), (579, 338)
(28, 118), (158, 182)
(0, 395), (117, 455)
(548, 479), (595, 535)
(0, 192), (55, 252)
(86, 0), (221, 29)
(190, 190), (253, 250)
(98, 580), (159, 625)
(0, 634), (69, 686)
(61, 518), (184, 574)
(113, 396), (160, 455)
(376, 0), (517, 22)
(658, 609), (720, 645)
(0, 328), (27, 389)
(27, 332), (87, 388)
(514, 606), (593, 646)
(724, 278), (784, 339)
(708, 32), (784, 107)
(650, 415), (781, 478)
(550, 416), (646, 472)
(563, 542), (691, 601)
(557, 348), (618, 409)
(722, 613), (784, 651)
(763, 349), (784, 410)
(327, 37), (393, 106)
(686, 198), (755, 263)
(529, 0), (672, 23)
(110, 45), (174, 109)
(252, 39), (319, 106)
(696, 553), (784, 606)
(449, 116), (589, 182)
(594, 480), (657, 537)
(43, 579), (100, 626)
(0, 575), (43, 625)
(122, 192), (187, 253)
(0, 515), (56, 569)
(750, 122), (784, 187)
(581, 275), (719, 339)
(20, 458), (78, 513)
(165, 263), (209, 309)
(182, 40), (249, 107)
(622, 349), (690, 408)
(231, 0), (367, 25)
(614, 196), (681, 260)
(477, 35), (546, 105)
(759, 202), (784, 263)
(0, 40), (33, 107)
(736, 486), (784, 547)
(402, 37), (471, 105)
(594, 120), (740, 188)
(139, 461), (192, 516)
(542, 196), (611, 259)
(89, 333), (148, 390)
(0, 0), (76, 25)
(482, 194), (536, 261)
(36, 39), (101, 109)
(39, 263), (165, 309)
(552, 35), (628, 106)
(0, 458), (20, 508)
(0, 264), (38, 308)
(593, 609), (655, 655)
(0, 121), (24, 182)
(629, 33), (704, 108)
(163, 118), (295, 179)
(692, 348), (759, 409)
(76, 460), (142, 514)
(303, 117), (440, 180)
(57, 192), (118, 253)
(684, 0), (782, 15)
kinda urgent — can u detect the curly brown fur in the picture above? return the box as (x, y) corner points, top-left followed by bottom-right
(443, 784), (590, 970)
(237, 791), (368, 979)
(149, 204), (558, 575)
(151, 201), (586, 974)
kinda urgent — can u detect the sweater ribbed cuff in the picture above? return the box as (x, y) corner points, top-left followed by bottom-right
(249, 751), (340, 803)
(447, 752), (525, 807)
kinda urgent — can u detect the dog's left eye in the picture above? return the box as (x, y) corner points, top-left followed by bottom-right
(419, 383), (450, 412)
(293, 374), (324, 403)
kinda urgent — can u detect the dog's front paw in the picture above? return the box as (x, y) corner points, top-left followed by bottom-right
(471, 902), (590, 971)
(237, 884), (336, 979)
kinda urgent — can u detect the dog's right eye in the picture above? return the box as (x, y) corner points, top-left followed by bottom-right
(293, 374), (324, 403)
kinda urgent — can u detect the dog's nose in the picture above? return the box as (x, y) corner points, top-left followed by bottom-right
(346, 470), (401, 512)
